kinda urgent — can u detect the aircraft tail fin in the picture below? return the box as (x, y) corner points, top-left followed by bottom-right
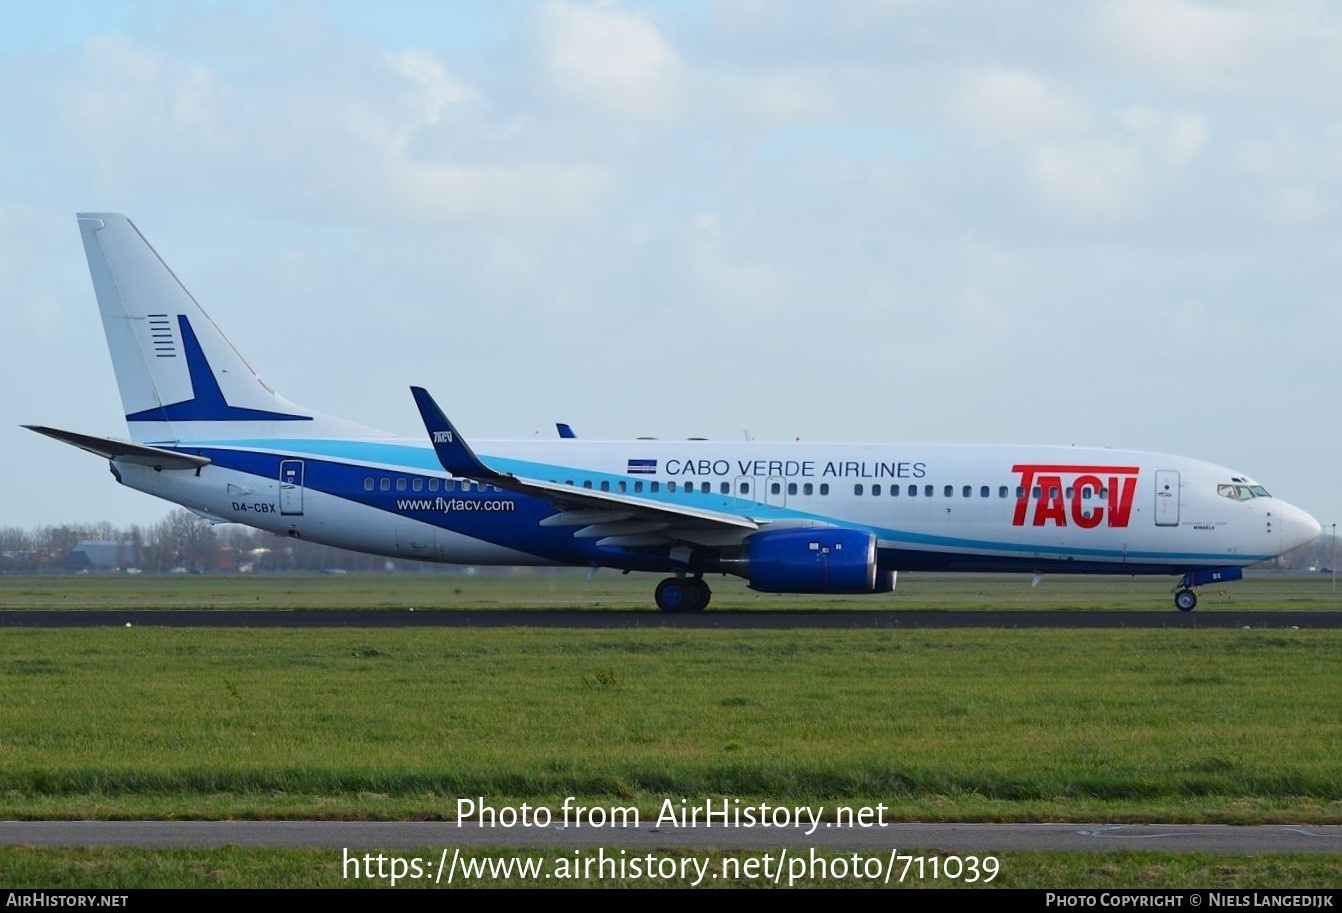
(76, 213), (385, 443)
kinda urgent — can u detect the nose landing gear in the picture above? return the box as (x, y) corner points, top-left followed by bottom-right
(1172, 567), (1244, 612)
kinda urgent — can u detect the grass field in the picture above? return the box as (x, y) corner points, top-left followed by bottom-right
(1, 573), (1338, 888)
(2, 846), (1340, 889)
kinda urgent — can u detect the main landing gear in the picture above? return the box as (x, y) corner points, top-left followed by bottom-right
(654, 576), (712, 613)
(1174, 587), (1198, 612)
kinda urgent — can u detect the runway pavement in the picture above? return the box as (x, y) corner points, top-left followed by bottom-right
(2, 609), (1340, 628)
(2, 821), (1340, 854)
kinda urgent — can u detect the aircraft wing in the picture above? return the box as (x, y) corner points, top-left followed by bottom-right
(22, 425), (212, 471)
(410, 388), (758, 546)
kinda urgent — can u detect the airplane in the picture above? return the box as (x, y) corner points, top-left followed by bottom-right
(26, 213), (1322, 612)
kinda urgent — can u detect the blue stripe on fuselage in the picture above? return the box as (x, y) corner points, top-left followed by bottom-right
(195, 447), (673, 571)
(174, 440), (1270, 567)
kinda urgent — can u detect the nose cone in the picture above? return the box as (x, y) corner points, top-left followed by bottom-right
(1278, 501), (1323, 553)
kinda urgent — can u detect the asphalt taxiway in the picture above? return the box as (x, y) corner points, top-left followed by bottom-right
(2, 609), (1341, 628)
(0, 821), (1339, 854)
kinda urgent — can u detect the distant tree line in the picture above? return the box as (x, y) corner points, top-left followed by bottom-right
(0, 509), (1335, 574)
(0, 510), (410, 574)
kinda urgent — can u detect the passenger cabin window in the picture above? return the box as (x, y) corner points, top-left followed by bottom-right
(771, 482), (782, 495)
(721, 482), (730, 495)
(429, 479), (440, 492)
(891, 485), (900, 496)
(413, 478), (422, 491)
(980, 486), (989, 498)
(854, 484), (863, 496)
(651, 482), (660, 493)
(999, 486), (1008, 498)
(363, 478), (373, 491)
(634, 481), (644, 493)
(908, 485), (918, 498)
(668, 481), (677, 493)
(803, 483), (814, 496)
(924, 485), (933, 497)
(944, 485), (953, 498)
(396, 478), (406, 491)
(380, 478), (390, 492)
(819, 483), (830, 496)
(872, 484), (881, 496)
(787, 483), (797, 495)
(600, 481), (610, 492)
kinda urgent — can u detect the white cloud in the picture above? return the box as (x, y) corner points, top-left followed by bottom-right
(383, 48), (479, 129)
(534, 0), (683, 120)
(705, 68), (843, 124)
(954, 69), (1084, 139)
(1098, 0), (1258, 87)
(1031, 141), (1144, 216)
(57, 31), (604, 225)
(379, 161), (610, 224)
(1119, 107), (1207, 166)
(1270, 186), (1327, 224)
(1164, 114), (1207, 165)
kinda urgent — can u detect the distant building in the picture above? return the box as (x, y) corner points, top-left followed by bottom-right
(62, 540), (142, 572)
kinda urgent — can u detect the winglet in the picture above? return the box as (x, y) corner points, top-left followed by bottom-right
(410, 386), (501, 481)
(556, 422), (576, 439)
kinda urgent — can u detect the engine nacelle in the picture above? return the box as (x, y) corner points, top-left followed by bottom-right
(720, 528), (887, 594)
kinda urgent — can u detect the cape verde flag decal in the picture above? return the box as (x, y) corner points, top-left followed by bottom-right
(626, 458), (657, 475)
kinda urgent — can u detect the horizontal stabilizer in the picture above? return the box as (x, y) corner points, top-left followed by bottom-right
(22, 425), (211, 470)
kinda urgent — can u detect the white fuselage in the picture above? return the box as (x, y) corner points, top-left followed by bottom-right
(112, 436), (1319, 576)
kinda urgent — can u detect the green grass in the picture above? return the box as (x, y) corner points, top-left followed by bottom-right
(0, 846), (1338, 888)
(1, 569), (1339, 610)
(1, 626), (1339, 822)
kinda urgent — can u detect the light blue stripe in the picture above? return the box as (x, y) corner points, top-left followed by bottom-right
(175, 439), (1266, 566)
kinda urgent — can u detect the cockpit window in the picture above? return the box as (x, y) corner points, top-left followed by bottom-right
(1218, 483), (1271, 501)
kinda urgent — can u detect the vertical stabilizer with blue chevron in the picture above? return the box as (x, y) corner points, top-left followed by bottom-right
(76, 213), (386, 444)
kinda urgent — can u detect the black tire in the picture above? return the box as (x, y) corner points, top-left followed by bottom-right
(655, 578), (689, 613)
(694, 578), (712, 611)
(655, 577), (711, 613)
(1175, 589), (1198, 612)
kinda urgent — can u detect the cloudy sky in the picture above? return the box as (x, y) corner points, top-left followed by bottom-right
(2, 0), (1340, 533)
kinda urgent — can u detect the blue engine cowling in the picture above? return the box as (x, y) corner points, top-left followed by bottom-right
(728, 528), (887, 594)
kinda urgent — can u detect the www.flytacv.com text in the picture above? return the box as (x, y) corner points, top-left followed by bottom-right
(342, 847), (1000, 886)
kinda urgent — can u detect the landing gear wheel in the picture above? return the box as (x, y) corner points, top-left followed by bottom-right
(1174, 588), (1198, 612)
(655, 577), (710, 613)
(691, 578), (712, 611)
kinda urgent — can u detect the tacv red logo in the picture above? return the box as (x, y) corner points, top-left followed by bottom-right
(1011, 464), (1139, 528)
